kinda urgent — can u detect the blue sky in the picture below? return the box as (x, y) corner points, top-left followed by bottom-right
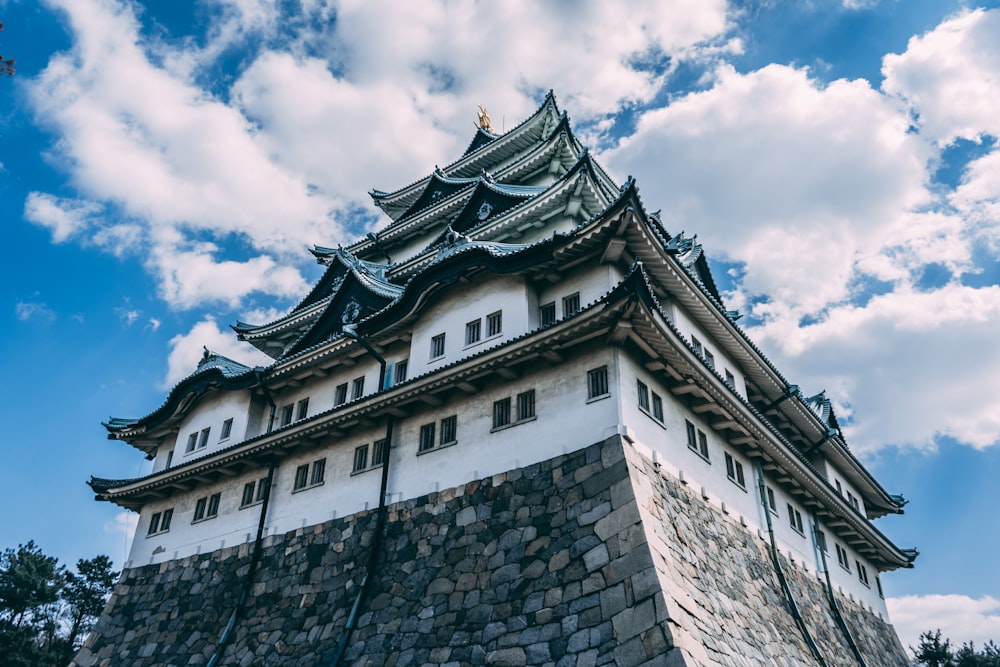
(2, 0), (999, 651)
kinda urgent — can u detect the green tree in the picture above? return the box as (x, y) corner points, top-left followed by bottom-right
(0, 542), (63, 628)
(1, 20), (15, 77)
(62, 555), (118, 655)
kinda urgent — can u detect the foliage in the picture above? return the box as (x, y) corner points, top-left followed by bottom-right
(914, 630), (1000, 667)
(0, 543), (117, 666)
(1, 20), (15, 77)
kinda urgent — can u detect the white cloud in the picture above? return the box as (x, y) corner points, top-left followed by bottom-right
(15, 301), (56, 322)
(23, 192), (103, 242)
(887, 594), (1000, 656)
(163, 316), (260, 388)
(882, 8), (1000, 146)
(103, 511), (138, 546)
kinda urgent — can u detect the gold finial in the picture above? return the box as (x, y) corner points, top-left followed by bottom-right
(475, 105), (495, 133)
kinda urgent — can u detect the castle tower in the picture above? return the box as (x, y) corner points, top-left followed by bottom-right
(78, 93), (916, 666)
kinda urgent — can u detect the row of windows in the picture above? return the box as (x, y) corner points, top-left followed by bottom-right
(492, 390), (535, 430)
(352, 439), (388, 473)
(539, 292), (580, 327)
(183, 417), (235, 455)
(418, 416), (458, 452)
(280, 398), (310, 427)
(293, 459), (326, 491)
(691, 335), (739, 392)
(431, 310), (506, 361)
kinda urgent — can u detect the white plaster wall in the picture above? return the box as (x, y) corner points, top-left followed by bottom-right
(617, 354), (889, 617)
(669, 302), (747, 399)
(168, 391), (254, 468)
(408, 275), (529, 379)
(819, 459), (869, 518)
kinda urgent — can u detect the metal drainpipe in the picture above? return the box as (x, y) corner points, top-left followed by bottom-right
(205, 371), (278, 667)
(329, 327), (393, 666)
(755, 460), (828, 666)
(811, 511), (868, 667)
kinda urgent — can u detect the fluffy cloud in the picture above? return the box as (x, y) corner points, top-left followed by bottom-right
(23, 193), (103, 243)
(15, 301), (56, 322)
(163, 316), (260, 388)
(887, 594), (1000, 655)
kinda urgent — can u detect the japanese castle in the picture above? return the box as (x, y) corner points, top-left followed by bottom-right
(83, 93), (917, 666)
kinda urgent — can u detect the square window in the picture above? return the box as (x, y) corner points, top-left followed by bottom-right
(148, 512), (161, 535)
(335, 383), (348, 406)
(220, 418), (233, 440)
(493, 398), (511, 429)
(207, 493), (220, 517)
(372, 438), (388, 466)
(466, 319), (481, 345)
(310, 459), (326, 486)
(587, 366), (608, 399)
(419, 423), (436, 452)
(651, 392), (663, 422)
(293, 464), (309, 490)
(836, 544), (851, 571)
(540, 302), (556, 326)
(430, 333), (446, 359)
(487, 311), (502, 337)
(354, 445), (369, 472)
(440, 416), (457, 445)
(517, 390), (535, 421)
(562, 293), (580, 317)
(637, 380), (650, 411)
(704, 349), (715, 369)
(394, 360), (408, 385)
(241, 482), (256, 506)
(193, 497), (207, 522)
(725, 453), (745, 488)
(352, 377), (365, 400)
(198, 427), (211, 449)
(725, 370), (735, 389)
(280, 405), (294, 427)
(296, 398), (309, 421)
(160, 508), (173, 532)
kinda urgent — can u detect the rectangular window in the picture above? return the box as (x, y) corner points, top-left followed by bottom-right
(725, 370), (735, 389)
(310, 459), (326, 486)
(857, 562), (870, 587)
(847, 491), (860, 512)
(160, 508), (172, 532)
(836, 544), (851, 571)
(335, 383), (348, 406)
(419, 423), (436, 452)
(704, 349), (715, 370)
(352, 376), (365, 400)
(788, 505), (804, 534)
(540, 302), (556, 326)
(587, 366), (609, 399)
(353, 445), (369, 472)
(766, 486), (777, 513)
(193, 497), (207, 522)
(280, 405), (294, 427)
(166, 450), (174, 468)
(836, 479), (842, 495)
(651, 392), (663, 422)
(465, 319), (481, 345)
(493, 397), (511, 429)
(637, 380), (650, 411)
(698, 430), (709, 460)
(691, 336), (703, 356)
(372, 438), (388, 466)
(394, 360), (408, 385)
(686, 420), (697, 451)
(255, 476), (268, 502)
(147, 512), (161, 535)
(186, 433), (198, 453)
(241, 482), (256, 507)
(296, 398), (309, 421)
(440, 416), (457, 445)
(487, 311), (502, 337)
(207, 493), (220, 518)
(293, 464), (309, 491)
(517, 390), (535, 421)
(198, 427), (211, 449)
(815, 529), (828, 553)
(220, 418), (233, 440)
(725, 453), (745, 488)
(876, 575), (884, 599)
(562, 292), (580, 317)
(430, 333), (446, 359)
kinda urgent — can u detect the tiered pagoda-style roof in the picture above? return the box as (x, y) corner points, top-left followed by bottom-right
(96, 92), (915, 572)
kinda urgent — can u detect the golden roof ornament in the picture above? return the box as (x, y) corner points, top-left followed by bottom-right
(475, 105), (495, 134)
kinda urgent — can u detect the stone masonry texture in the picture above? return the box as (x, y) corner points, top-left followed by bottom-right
(74, 437), (909, 666)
